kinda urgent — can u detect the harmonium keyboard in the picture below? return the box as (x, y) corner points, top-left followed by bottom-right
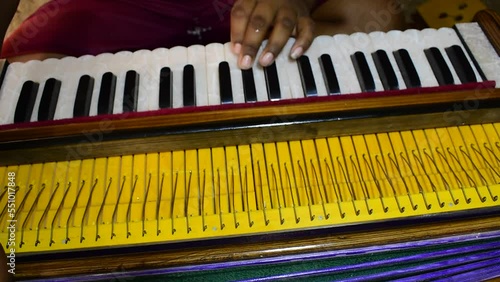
(1, 9), (500, 281)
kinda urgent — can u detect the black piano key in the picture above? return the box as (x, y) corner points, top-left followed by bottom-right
(424, 47), (454, 86)
(38, 78), (61, 121)
(159, 67), (173, 108)
(445, 45), (477, 84)
(319, 54), (340, 95)
(351, 51), (376, 92)
(14, 81), (39, 123)
(98, 72), (116, 115)
(297, 55), (317, 97)
(183, 64), (196, 107)
(393, 49), (421, 88)
(219, 62), (233, 104)
(73, 75), (94, 117)
(123, 70), (139, 112)
(372, 50), (399, 91)
(264, 62), (281, 101)
(241, 68), (257, 102)
(0, 59), (8, 90)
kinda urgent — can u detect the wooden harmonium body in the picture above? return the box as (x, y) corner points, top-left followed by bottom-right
(0, 9), (499, 281)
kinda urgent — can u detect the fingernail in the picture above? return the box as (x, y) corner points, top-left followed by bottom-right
(260, 52), (274, 66)
(291, 47), (303, 59)
(233, 43), (242, 54)
(240, 55), (252, 69)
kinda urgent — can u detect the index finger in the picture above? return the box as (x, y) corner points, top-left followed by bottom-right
(230, 0), (257, 55)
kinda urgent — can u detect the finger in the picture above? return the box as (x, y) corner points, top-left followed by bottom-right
(290, 16), (315, 59)
(259, 7), (297, 67)
(230, 0), (257, 55)
(238, 2), (276, 69)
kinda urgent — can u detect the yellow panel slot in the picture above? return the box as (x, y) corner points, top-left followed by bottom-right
(1, 124), (499, 255)
(158, 151), (173, 236)
(276, 141), (301, 223)
(250, 143), (269, 225)
(349, 135), (384, 214)
(99, 156), (121, 241)
(362, 133), (404, 213)
(399, 131), (444, 209)
(225, 146), (243, 228)
(143, 153), (160, 237)
(289, 140), (316, 221)
(211, 147), (230, 230)
(197, 148), (212, 231)
(237, 144), (257, 226)
(170, 150), (186, 234)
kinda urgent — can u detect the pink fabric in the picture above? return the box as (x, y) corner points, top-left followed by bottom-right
(1, 0), (326, 58)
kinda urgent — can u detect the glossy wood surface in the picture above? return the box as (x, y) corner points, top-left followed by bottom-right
(474, 9), (500, 55)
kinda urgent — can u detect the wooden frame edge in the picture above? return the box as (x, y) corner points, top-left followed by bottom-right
(474, 9), (500, 55)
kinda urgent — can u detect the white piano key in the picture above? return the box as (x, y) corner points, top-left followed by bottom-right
(309, 35), (341, 94)
(188, 45), (208, 106)
(282, 38), (305, 99)
(350, 32), (384, 92)
(273, 40), (293, 100)
(168, 46), (188, 108)
(14, 59), (56, 122)
(389, 29), (439, 88)
(47, 57), (84, 120)
(223, 42), (245, 104)
(421, 28), (460, 85)
(303, 37), (329, 97)
(433, 27), (483, 83)
(455, 22), (500, 86)
(149, 48), (169, 110)
(0, 62), (30, 124)
(81, 55), (100, 117)
(27, 60), (53, 122)
(87, 53), (116, 116)
(206, 43), (225, 106)
(369, 31), (406, 90)
(106, 51), (134, 115)
(331, 34), (362, 94)
(252, 42), (269, 102)
(128, 49), (155, 113)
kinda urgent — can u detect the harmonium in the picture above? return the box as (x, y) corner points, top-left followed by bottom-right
(0, 9), (499, 282)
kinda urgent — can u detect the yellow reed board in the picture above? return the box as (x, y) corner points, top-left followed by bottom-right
(0, 123), (498, 254)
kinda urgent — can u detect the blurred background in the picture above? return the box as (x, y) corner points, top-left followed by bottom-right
(5, 0), (500, 38)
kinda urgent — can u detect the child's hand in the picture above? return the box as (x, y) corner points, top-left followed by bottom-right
(231, 0), (316, 69)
